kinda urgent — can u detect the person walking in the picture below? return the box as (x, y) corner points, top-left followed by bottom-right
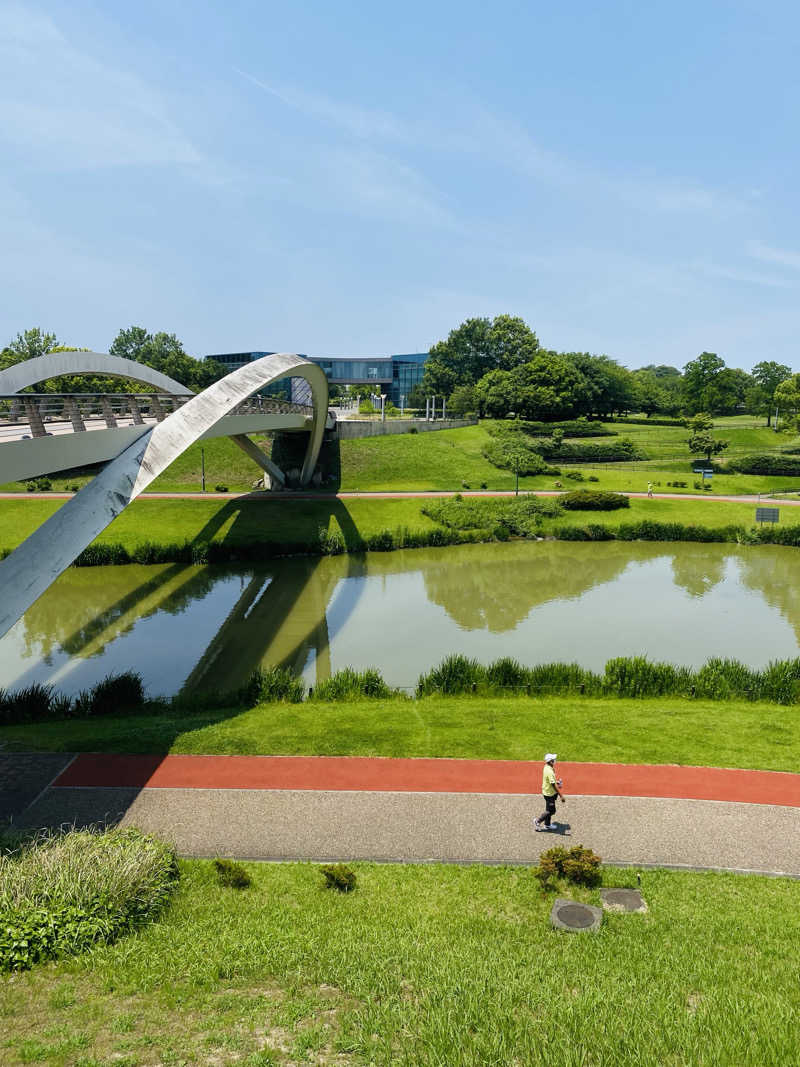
(647, 482), (654, 498)
(534, 753), (565, 831)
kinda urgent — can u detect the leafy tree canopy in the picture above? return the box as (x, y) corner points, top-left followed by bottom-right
(109, 326), (225, 391)
(475, 352), (588, 420)
(422, 315), (539, 395)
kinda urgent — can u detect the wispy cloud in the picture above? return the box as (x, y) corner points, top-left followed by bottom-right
(691, 261), (797, 289)
(236, 70), (744, 218)
(747, 240), (800, 270)
(0, 5), (202, 169)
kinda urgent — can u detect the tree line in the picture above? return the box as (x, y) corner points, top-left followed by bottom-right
(0, 327), (226, 394)
(416, 315), (795, 423)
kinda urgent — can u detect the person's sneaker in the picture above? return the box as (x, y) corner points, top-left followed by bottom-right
(544, 823), (557, 830)
(534, 822), (545, 832)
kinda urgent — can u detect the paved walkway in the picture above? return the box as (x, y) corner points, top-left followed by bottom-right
(7, 753), (800, 877)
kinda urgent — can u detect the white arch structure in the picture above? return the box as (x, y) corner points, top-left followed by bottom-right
(0, 352), (328, 641)
(0, 351), (193, 395)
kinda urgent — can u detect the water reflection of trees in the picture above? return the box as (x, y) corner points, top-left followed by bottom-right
(418, 541), (667, 633)
(670, 547), (729, 599)
(738, 547), (800, 645)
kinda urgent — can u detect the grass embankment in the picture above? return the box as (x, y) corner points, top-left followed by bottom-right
(1, 859), (798, 1066)
(4, 417), (800, 496)
(4, 695), (800, 772)
(0, 494), (791, 562)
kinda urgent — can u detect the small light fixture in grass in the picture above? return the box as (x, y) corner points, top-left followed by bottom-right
(320, 863), (357, 892)
(213, 858), (252, 889)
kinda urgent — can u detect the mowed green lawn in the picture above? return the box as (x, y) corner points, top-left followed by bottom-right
(4, 694), (800, 773)
(0, 492), (794, 559)
(4, 418), (800, 496)
(2, 859), (798, 1066)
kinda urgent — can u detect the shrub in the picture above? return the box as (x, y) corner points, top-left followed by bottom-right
(239, 666), (305, 705)
(0, 828), (178, 971)
(83, 672), (145, 717)
(529, 437), (644, 462)
(214, 484), (229, 492)
(485, 657), (528, 691)
(0, 683), (53, 725)
(564, 470), (585, 481)
(730, 454), (800, 476)
(603, 657), (690, 698)
(320, 864), (356, 892)
(560, 490), (630, 511)
(416, 654), (485, 696)
(588, 475), (599, 482)
(319, 526), (346, 554)
(482, 436), (559, 476)
(535, 845), (602, 888)
(694, 658), (758, 701)
(491, 419), (616, 438)
(213, 858), (252, 889)
(311, 667), (392, 701)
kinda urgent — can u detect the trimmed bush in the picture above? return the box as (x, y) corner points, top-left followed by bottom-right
(0, 828), (178, 971)
(729, 454), (800, 476)
(490, 419), (617, 438)
(535, 845), (602, 888)
(530, 437), (644, 462)
(482, 436), (560, 475)
(320, 864), (356, 892)
(560, 490), (630, 511)
(213, 858), (252, 889)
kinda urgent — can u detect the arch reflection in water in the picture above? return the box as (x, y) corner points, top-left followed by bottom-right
(3, 542), (800, 696)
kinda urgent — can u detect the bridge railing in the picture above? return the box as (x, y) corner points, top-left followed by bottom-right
(0, 392), (313, 438)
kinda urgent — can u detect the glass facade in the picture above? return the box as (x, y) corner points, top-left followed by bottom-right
(205, 351), (429, 405)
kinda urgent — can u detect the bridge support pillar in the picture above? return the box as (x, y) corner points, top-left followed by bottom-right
(128, 397), (144, 425)
(22, 398), (46, 438)
(64, 397), (86, 433)
(230, 434), (286, 489)
(100, 397), (118, 428)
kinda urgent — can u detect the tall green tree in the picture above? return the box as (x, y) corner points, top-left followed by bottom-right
(475, 352), (588, 419)
(1, 328), (58, 372)
(751, 361), (792, 425)
(685, 412), (729, 464)
(423, 315), (539, 396)
(563, 352), (636, 417)
(109, 326), (225, 391)
(683, 352), (725, 414)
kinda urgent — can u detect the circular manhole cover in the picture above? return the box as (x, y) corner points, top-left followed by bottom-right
(557, 903), (595, 929)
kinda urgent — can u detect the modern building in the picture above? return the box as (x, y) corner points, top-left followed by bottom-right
(205, 351), (430, 406)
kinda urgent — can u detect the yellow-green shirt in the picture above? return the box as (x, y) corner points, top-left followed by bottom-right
(542, 765), (557, 796)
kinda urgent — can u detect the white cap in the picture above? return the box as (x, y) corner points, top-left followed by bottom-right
(544, 753), (557, 763)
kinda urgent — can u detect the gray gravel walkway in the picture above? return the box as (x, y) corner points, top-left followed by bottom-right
(17, 786), (800, 876)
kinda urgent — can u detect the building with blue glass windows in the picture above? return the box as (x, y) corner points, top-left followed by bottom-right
(205, 351), (429, 406)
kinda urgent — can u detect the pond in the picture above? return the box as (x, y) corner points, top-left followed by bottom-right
(0, 541), (798, 697)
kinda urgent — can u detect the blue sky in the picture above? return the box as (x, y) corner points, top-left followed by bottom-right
(2, 0), (800, 369)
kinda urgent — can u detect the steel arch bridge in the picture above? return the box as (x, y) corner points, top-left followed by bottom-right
(0, 352), (329, 641)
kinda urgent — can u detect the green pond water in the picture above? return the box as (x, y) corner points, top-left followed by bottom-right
(1, 541), (798, 697)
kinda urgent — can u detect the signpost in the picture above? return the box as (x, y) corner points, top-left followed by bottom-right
(755, 507), (780, 525)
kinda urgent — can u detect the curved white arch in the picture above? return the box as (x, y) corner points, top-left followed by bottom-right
(0, 353), (328, 641)
(0, 351), (193, 394)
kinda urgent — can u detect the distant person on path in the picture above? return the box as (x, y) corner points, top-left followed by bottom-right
(647, 482), (654, 498)
(534, 753), (565, 831)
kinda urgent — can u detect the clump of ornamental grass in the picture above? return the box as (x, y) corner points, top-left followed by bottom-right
(0, 827), (178, 971)
(311, 667), (392, 701)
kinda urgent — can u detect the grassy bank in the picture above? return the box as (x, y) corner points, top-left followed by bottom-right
(4, 694), (800, 772)
(4, 418), (800, 497)
(1, 859), (798, 1066)
(2, 494), (797, 564)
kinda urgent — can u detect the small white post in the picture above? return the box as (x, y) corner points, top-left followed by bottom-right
(442, 396), (446, 421)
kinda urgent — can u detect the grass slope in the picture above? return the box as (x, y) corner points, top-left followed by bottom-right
(1, 860), (798, 1066)
(0, 494), (792, 559)
(4, 695), (800, 772)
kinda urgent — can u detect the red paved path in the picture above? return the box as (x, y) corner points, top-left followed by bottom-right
(55, 754), (800, 807)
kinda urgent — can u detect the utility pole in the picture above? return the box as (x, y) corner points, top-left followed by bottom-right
(201, 447), (205, 492)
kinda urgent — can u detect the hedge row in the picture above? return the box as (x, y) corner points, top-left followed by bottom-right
(728, 453), (800, 476)
(531, 437), (644, 462)
(490, 420), (617, 438)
